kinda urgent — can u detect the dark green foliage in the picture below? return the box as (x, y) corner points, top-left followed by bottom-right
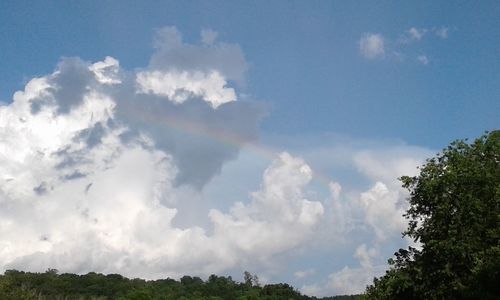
(366, 131), (500, 299)
(0, 269), (362, 299)
(311, 295), (361, 300)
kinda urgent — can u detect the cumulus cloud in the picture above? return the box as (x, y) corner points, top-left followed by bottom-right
(301, 244), (385, 296)
(292, 139), (432, 296)
(304, 179), (408, 295)
(136, 70), (236, 108)
(89, 56), (122, 85)
(355, 182), (406, 241)
(301, 232), (394, 296)
(0, 131), (323, 278)
(324, 263), (385, 296)
(209, 153), (324, 266)
(328, 181), (353, 236)
(351, 146), (431, 241)
(1, 68), (320, 274)
(5, 30), (255, 190)
(1, 27), (316, 278)
(359, 33), (385, 59)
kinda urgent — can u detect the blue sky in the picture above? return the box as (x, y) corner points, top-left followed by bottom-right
(0, 1), (498, 296)
(2, 1), (498, 146)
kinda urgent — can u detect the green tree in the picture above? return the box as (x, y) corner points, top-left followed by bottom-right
(366, 131), (500, 299)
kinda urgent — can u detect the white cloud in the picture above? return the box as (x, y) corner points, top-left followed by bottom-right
(328, 181), (353, 236)
(329, 181), (342, 201)
(325, 264), (384, 296)
(353, 147), (430, 187)
(406, 27), (427, 42)
(0, 27), (287, 278)
(0, 132), (323, 278)
(301, 244), (385, 296)
(356, 182), (406, 241)
(209, 153), (324, 262)
(351, 147), (430, 241)
(294, 268), (315, 279)
(418, 55), (429, 65)
(360, 26), (450, 64)
(137, 26), (245, 108)
(301, 243), (387, 297)
(434, 27), (449, 39)
(136, 69), (236, 108)
(286, 137), (432, 296)
(359, 33), (385, 59)
(354, 244), (379, 269)
(0, 54), (321, 277)
(89, 56), (121, 85)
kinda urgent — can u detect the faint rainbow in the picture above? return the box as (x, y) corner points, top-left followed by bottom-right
(131, 107), (335, 190)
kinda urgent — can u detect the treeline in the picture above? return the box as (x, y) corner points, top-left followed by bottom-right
(0, 269), (362, 300)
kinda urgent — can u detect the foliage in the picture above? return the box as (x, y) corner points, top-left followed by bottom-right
(0, 269), (362, 300)
(365, 131), (500, 299)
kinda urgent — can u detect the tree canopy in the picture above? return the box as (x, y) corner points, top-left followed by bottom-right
(0, 269), (362, 300)
(365, 131), (500, 299)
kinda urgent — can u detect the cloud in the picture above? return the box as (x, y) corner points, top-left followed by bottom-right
(294, 268), (315, 279)
(304, 178), (409, 295)
(0, 139), (323, 278)
(301, 244), (385, 296)
(360, 26), (451, 64)
(324, 264), (385, 296)
(282, 137), (432, 296)
(137, 28), (240, 109)
(418, 55), (429, 65)
(328, 181), (353, 236)
(150, 26), (247, 83)
(0, 43), (321, 277)
(434, 27), (449, 39)
(359, 33), (385, 59)
(404, 27), (427, 42)
(350, 146), (430, 241)
(209, 152), (324, 265)
(201, 28), (219, 46)
(1, 27), (305, 278)
(356, 182), (406, 241)
(136, 70), (237, 108)
(353, 147), (429, 186)
(123, 27), (261, 187)
(301, 241), (388, 297)
(89, 56), (122, 85)
(6, 31), (256, 190)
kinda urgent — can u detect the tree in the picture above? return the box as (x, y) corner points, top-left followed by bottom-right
(366, 131), (500, 299)
(243, 271), (259, 287)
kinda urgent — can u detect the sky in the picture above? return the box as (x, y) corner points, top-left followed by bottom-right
(0, 1), (498, 296)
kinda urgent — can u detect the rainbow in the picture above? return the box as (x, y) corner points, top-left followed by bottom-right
(129, 107), (335, 190)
